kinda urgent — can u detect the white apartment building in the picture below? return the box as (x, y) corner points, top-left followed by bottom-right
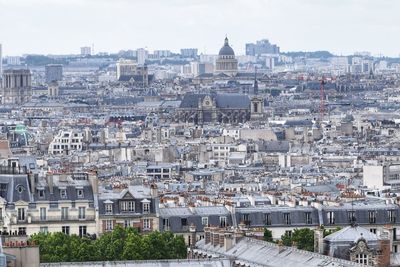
(48, 130), (84, 155)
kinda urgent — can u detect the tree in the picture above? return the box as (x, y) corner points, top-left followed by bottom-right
(323, 227), (341, 237)
(263, 228), (273, 242)
(29, 227), (188, 263)
(280, 228), (315, 252)
(291, 228), (314, 252)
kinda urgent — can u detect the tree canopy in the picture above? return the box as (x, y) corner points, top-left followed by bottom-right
(29, 226), (187, 263)
(280, 228), (315, 252)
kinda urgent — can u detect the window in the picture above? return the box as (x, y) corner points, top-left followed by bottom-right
(220, 216), (227, 228)
(389, 210), (396, 223)
(305, 212), (312, 224)
(163, 218), (170, 231)
(242, 214), (250, 223)
(78, 207), (86, 219)
(62, 226), (70, 235)
(143, 203), (150, 214)
(0, 184), (7, 198)
(327, 211), (335, 224)
(202, 217), (209, 226)
(370, 228), (377, 234)
(79, 226), (87, 237)
(143, 219), (151, 230)
(60, 189), (67, 199)
(120, 201), (135, 212)
(77, 189), (84, 198)
(394, 245), (398, 253)
(368, 211), (376, 224)
(17, 208), (25, 221)
(0, 208), (2, 220)
(355, 254), (368, 265)
(105, 204), (113, 214)
(285, 230), (292, 238)
(105, 220), (113, 231)
(61, 207), (69, 220)
(40, 226), (48, 234)
(40, 207), (47, 221)
(124, 220), (131, 228)
(264, 213), (271, 225)
(348, 211), (356, 223)
(283, 213), (291, 225)
(18, 227), (26, 235)
(181, 218), (188, 226)
(38, 190), (45, 199)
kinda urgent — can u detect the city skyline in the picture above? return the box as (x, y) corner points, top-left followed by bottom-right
(0, 0), (400, 57)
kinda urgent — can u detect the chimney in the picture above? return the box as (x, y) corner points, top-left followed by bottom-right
(378, 232), (391, 267)
(224, 232), (235, 251)
(314, 227), (324, 254)
(88, 171), (98, 194)
(150, 183), (158, 198)
(28, 172), (35, 194)
(212, 231), (219, 247)
(189, 224), (196, 249)
(278, 240), (285, 253)
(205, 228), (211, 244)
(46, 173), (54, 194)
(219, 231), (225, 247)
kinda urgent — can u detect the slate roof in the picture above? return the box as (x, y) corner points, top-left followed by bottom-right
(324, 225), (379, 243)
(179, 93), (250, 109)
(195, 237), (364, 267)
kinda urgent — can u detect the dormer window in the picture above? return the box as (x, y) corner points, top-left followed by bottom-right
(77, 189), (84, 198)
(143, 203), (150, 214)
(38, 189), (45, 199)
(120, 201), (135, 212)
(60, 189), (67, 199)
(105, 204), (113, 214)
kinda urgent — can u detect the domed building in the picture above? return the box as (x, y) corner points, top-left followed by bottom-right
(215, 37), (238, 76)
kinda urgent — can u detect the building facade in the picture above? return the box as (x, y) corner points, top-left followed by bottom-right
(215, 37), (238, 76)
(1, 69), (32, 105)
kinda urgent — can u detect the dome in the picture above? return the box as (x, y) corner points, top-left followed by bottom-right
(219, 37), (235, 56)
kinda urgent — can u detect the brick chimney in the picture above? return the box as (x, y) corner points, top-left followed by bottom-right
(205, 227), (211, 244)
(378, 232), (390, 267)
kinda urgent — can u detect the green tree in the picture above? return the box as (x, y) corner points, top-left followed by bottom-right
(280, 232), (293, 246)
(291, 228), (314, 252)
(263, 228), (273, 242)
(323, 227), (341, 237)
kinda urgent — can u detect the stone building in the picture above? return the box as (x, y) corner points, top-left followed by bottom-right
(1, 69), (32, 105)
(176, 93), (263, 125)
(215, 37), (238, 76)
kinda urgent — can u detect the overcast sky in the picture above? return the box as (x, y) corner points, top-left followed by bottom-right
(0, 0), (399, 57)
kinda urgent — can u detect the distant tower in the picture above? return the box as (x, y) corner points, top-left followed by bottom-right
(319, 78), (325, 121)
(1, 69), (32, 104)
(253, 67), (258, 95)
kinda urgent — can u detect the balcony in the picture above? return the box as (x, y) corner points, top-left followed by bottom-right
(28, 215), (96, 223)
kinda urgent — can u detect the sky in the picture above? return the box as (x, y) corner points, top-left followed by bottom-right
(0, 0), (399, 57)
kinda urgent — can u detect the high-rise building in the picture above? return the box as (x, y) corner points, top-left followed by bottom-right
(137, 48), (148, 65)
(180, 48), (198, 58)
(116, 59), (137, 80)
(45, 64), (63, 83)
(154, 50), (171, 58)
(1, 69), (32, 105)
(80, 46), (91, 56)
(246, 39), (280, 56)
